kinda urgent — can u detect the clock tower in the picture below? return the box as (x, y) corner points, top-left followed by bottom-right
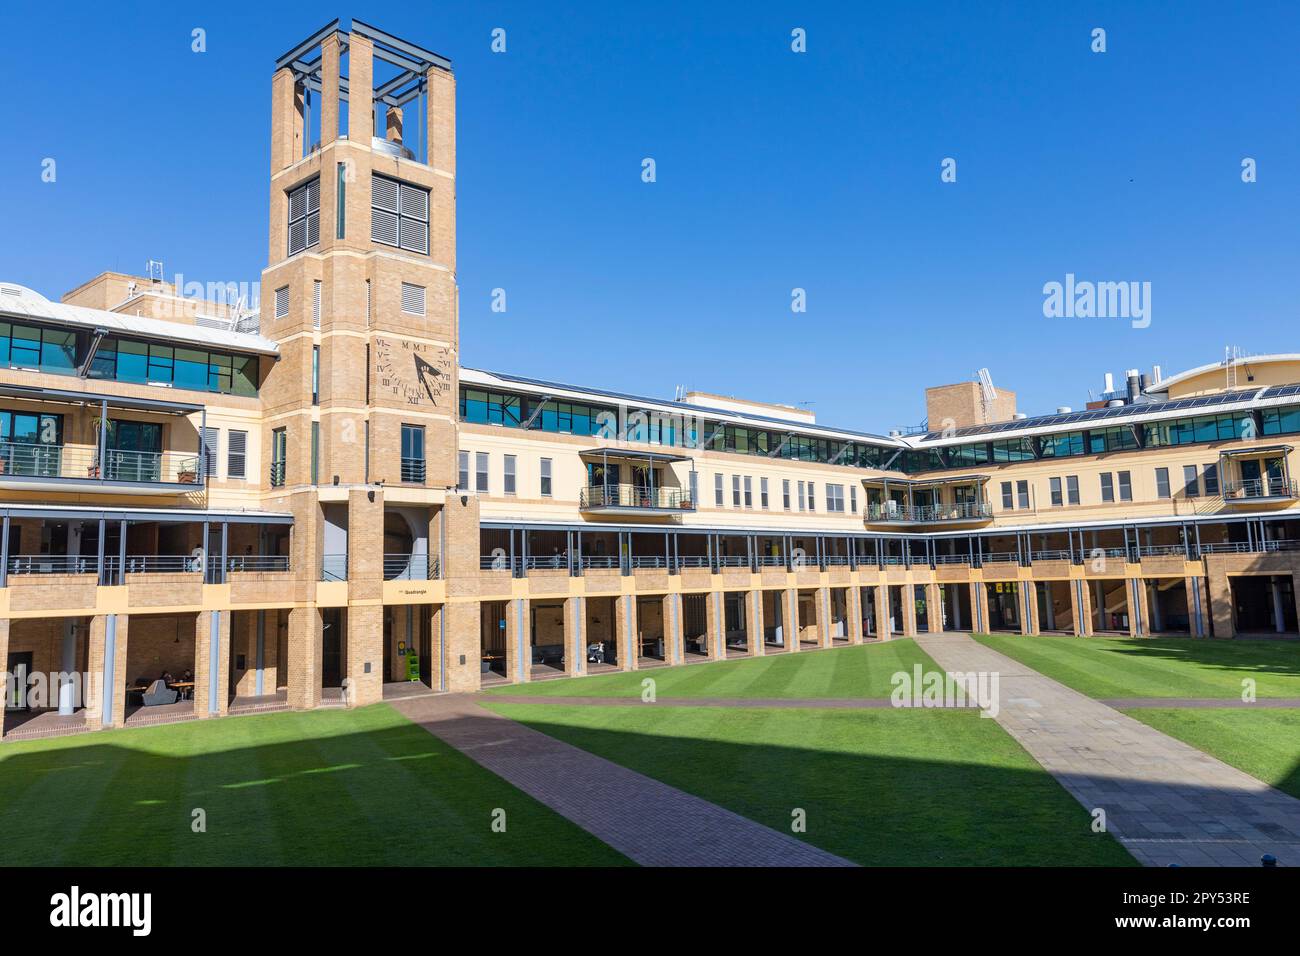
(259, 19), (464, 707)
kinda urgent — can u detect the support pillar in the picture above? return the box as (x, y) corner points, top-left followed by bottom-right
(746, 589), (766, 657)
(782, 587), (799, 651)
(901, 585), (919, 637)
(195, 609), (232, 717)
(616, 593), (637, 670)
(1069, 579), (1094, 636)
(970, 582), (990, 635)
(815, 586), (832, 647)
(564, 596), (586, 676)
(441, 601), (481, 692)
(705, 591), (725, 659)
(847, 586), (864, 644)
(87, 613), (128, 729)
(663, 593), (684, 665)
(505, 597), (531, 683)
(1271, 577), (1287, 633)
(1207, 570), (1234, 638)
(926, 583), (944, 633)
(1020, 581), (1040, 636)
(874, 585), (892, 641)
(343, 604), (383, 705)
(0, 619), (10, 718)
(1184, 577), (1208, 638)
(1128, 577), (1150, 637)
(287, 606), (322, 709)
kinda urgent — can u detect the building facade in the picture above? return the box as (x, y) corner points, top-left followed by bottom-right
(2, 20), (1299, 739)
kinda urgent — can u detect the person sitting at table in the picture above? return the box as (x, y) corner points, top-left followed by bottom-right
(161, 670), (175, 685)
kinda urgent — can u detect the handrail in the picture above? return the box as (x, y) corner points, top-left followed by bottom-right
(579, 484), (694, 510)
(321, 553), (348, 582)
(0, 441), (201, 485)
(400, 457), (426, 484)
(866, 500), (992, 523)
(1222, 478), (1298, 500)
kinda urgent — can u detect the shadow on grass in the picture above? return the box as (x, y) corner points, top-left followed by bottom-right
(0, 705), (629, 867)
(482, 704), (1138, 867)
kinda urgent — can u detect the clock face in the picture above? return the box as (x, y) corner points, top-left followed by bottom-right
(373, 337), (453, 407)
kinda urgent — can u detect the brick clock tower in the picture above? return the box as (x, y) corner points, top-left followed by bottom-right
(260, 19), (465, 706)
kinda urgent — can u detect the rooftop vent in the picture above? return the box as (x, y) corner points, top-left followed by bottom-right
(1012, 412), (1028, 420)
(1056, 406), (1072, 414)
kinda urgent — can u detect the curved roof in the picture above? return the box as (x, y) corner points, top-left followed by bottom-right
(1145, 353), (1300, 395)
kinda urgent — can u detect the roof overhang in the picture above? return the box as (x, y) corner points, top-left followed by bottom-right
(579, 446), (693, 464)
(1, 505), (293, 525)
(1218, 444), (1292, 458)
(0, 383), (203, 415)
(862, 474), (990, 488)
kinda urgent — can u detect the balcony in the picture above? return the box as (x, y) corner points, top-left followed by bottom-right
(866, 500), (993, 525)
(0, 384), (208, 495)
(383, 553), (439, 580)
(400, 456), (426, 484)
(579, 484), (695, 514)
(1222, 478), (1298, 502)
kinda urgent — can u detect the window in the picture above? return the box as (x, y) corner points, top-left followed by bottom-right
(760, 477), (769, 509)
(1146, 413), (1251, 447)
(826, 483), (845, 513)
(401, 282), (426, 316)
(732, 475), (741, 507)
(1262, 405), (1300, 435)
(336, 162), (347, 239)
(797, 481), (805, 512)
(401, 425), (426, 483)
(312, 280), (321, 329)
(1100, 472), (1114, 503)
(312, 346), (319, 405)
(1001, 481), (1013, 509)
(1203, 462), (1219, 496)
(949, 442), (991, 467)
(458, 450), (469, 490)
(475, 452), (489, 493)
(227, 430), (247, 479)
(540, 458), (552, 497)
(783, 479), (791, 510)
(503, 454), (516, 495)
(1088, 426), (1139, 454)
(1050, 477), (1063, 507)
(714, 473), (724, 507)
(1066, 475), (1080, 505)
(850, 485), (857, 514)
(311, 421), (319, 484)
(202, 427), (219, 478)
(270, 428), (286, 487)
(1155, 467), (1170, 498)
(1183, 464), (1200, 497)
(991, 438), (1035, 462)
(689, 470), (698, 506)
(1039, 431), (1085, 458)
(275, 286), (289, 319)
(743, 476), (753, 508)
(0, 323), (74, 372)
(1118, 470), (1132, 501)
(806, 482), (815, 511)
(287, 178), (320, 255)
(1016, 480), (1030, 509)
(371, 175), (429, 254)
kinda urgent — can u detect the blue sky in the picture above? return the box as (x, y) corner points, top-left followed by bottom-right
(1, 1), (1296, 431)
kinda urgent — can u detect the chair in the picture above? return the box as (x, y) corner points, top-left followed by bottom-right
(141, 679), (178, 707)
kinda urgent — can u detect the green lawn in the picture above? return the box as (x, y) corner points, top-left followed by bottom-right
(975, 634), (1300, 699)
(0, 704), (628, 866)
(1124, 708), (1300, 800)
(485, 640), (942, 699)
(488, 702), (1136, 866)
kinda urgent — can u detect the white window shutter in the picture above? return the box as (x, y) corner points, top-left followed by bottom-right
(312, 281), (321, 328)
(401, 282), (426, 316)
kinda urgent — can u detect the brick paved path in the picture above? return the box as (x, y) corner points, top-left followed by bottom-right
(916, 634), (1300, 867)
(391, 694), (855, 867)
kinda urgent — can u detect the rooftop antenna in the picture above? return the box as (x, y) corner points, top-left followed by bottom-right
(146, 259), (164, 284)
(976, 367), (996, 424)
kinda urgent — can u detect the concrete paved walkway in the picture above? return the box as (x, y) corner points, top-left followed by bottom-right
(916, 634), (1300, 867)
(391, 694), (854, 867)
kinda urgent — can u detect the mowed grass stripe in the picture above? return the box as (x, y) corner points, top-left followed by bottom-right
(975, 634), (1300, 699)
(1124, 708), (1300, 800)
(484, 640), (941, 699)
(489, 703), (1136, 867)
(0, 706), (628, 866)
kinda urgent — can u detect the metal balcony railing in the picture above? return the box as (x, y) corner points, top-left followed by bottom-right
(384, 553), (437, 580)
(579, 484), (694, 511)
(269, 461), (287, 487)
(1222, 478), (1298, 500)
(866, 500), (993, 523)
(6, 554), (99, 575)
(321, 553), (348, 582)
(0, 442), (201, 485)
(400, 457), (426, 484)
(1198, 539), (1300, 555)
(932, 554), (973, 565)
